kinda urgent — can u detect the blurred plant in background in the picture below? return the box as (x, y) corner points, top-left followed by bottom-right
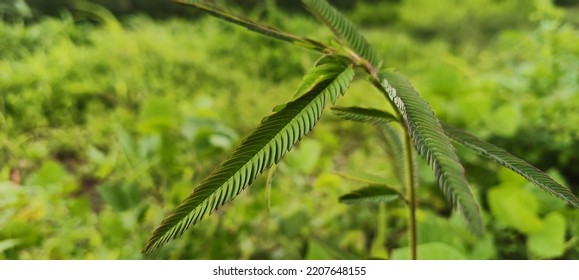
(1, 0), (578, 259)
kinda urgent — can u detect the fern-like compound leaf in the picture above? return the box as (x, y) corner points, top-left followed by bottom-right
(339, 185), (404, 205)
(175, 0), (330, 53)
(142, 63), (355, 254)
(377, 124), (407, 188)
(294, 57), (351, 99)
(443, 124), (579, 208)
(376, 71), (484, 235)
(331, 105), (406, 186)
(331, 106), (406, 186)
(303, 0), (381, 68)
(331, 106), (399, 124)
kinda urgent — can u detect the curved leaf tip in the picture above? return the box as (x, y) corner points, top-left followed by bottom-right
(443, 123), (579, 208)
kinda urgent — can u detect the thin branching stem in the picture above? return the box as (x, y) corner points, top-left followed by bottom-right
(404, 127), (417, 260)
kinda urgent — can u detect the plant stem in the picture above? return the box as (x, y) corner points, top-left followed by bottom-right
(371, 203), (388, 259)
(404, 130), (417, 260)
(265, 164), (278, 216)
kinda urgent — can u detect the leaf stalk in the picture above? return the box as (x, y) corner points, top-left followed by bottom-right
(404, 126), (417, 260)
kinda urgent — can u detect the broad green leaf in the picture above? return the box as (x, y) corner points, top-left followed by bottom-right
(418, 212), (466, 252)
(376, 71), (483, 235)
(175, 0), (330, 53)
(303, 0), (381, 68)
(528, 212), (567, 258)
(443, 124), (579, 208)
(527, 212), (566, 259)
(488, 186), (543, 233)
(392, 242), (468, 260)
(483, 104), (520, 137)
(142, 63), (355, 254)
(339, 185), (403, 205)
(331, 106), (399, 124)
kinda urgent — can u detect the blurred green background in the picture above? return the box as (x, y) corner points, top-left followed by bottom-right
(1, 0), (578, 259)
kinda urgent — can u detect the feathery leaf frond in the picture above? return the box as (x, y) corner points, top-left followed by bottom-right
(331, 106), (406, 186)
(377, 123), (407, 187)
(331, 106), (399, 124)
(142, 62), (355, 254)
(294, 57), (351, 99)
(175, 0), (330, 53)
(443, 124), (579, 208)
(303, 0), (381, 68)
(376, 71), (483, 235)
(340, 185), (404, 205)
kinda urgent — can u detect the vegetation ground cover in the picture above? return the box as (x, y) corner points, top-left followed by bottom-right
(1, 0), (578, 259)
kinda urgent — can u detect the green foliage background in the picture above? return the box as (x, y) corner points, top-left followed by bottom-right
(1, 0), (578, 259)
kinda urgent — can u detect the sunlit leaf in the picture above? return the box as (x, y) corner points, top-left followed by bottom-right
(527, 212), (566, 259)
(488, 186), (543, 233)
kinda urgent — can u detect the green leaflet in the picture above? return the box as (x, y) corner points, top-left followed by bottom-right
(331, 106), (399, 124)
(334, 171), (393, 186)
(294, 59), (352, 99)
(303, 0), (381, 68)
(376, 70), (483, 235)
(175, 0), (330, 53)
(339, 185), (405, 205)
(442, 124), (579, 208)
(142, 63), (355, 254)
